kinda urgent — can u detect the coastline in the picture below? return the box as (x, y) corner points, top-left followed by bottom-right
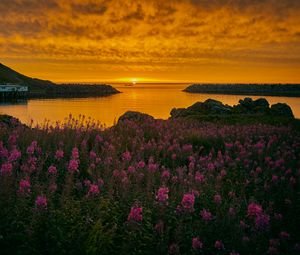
(26, 84), (121, 99)
(184, 84), (300, 97)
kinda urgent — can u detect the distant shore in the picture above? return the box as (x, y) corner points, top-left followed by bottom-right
(27, 83), (120, 99)
(0, 63), (120, 100)
(184, 84), (300, 97)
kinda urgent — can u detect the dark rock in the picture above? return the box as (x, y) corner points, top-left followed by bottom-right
(270, 103), (294, 118)
(170, 97), (294, 119)
(253, 98), (269, 108)
(187, 99), (232, 115)
(118, 111), (154, 123)
(235, 97), (270, 114)
(170, 99), (232, 118)
(252, 98), (270, 114)
(239, 97), (253, 109)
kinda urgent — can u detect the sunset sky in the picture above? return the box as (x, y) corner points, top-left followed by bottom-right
(0, 0), (300, 83)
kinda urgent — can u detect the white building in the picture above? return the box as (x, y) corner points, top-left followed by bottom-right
(0, 84), (28, 92)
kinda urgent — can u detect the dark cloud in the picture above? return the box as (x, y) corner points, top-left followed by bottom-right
(71, 2), (107, 16)
(0, 0), (60, 15)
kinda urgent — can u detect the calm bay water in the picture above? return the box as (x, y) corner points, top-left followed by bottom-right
(1, 83), (300, 127)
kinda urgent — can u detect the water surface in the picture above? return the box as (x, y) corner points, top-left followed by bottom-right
(1, 83), (299, 126)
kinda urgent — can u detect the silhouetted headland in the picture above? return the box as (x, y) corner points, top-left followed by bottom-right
(184, 84), (300, 97)
(0, 63), (120, 100)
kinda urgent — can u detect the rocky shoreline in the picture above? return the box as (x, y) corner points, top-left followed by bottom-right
(1, 97), (296, 129)
(117, 97), (295, 125)
(184, 84), (300, 97)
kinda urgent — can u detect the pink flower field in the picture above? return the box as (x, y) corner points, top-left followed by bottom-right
(0, 115), (299, 254)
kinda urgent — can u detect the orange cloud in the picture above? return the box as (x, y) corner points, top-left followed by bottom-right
(0, 0), (300, 82)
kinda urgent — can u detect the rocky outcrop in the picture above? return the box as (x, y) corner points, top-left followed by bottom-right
(171, 99), (232, 118)
(170, 98), (294, 119)
(270, 103), (294, 118)
(233, 98), (269, 114)
(118, 111), (154, 123)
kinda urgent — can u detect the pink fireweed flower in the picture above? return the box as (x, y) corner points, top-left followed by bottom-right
(68, 159), (79, 172)
(137, 161), (145, 169)
(71, 147), (79, 159)
(0, 162), (12, 175)
(192, 237), (203, 250)
(171, 153), (177, 160)
(18, 179), (31, 194)
(215, 240), (224, 250)
(214, 194), (222, 205)
(200, 209), (213, 221)
(182, 144), (193, 152)
(161, 170), (170, 180)
(89, 151), (97, 159)
(247, 202), (263, 218)
(181, 193), (195, 212)
(55, 149), (64, 159)
(87, 184), (100, 196)
(171, 176), (178, 184)
(35, 195), (47, 210)
(122, 151), (131, 162)
(83, 179), (91, 187)
(225, 143), (233, 149)
(48, 165), (57, 175)
(207, 162), (215, 172)
(188, 161), (195, 170)
(97, 178), (104, 187)
(148, 163), (158, 172)
(156, 187), (169, 204)
(95, 135), (103, 143)
(127, 165), (136, 174)
(26, 145), (35, 155)
(220, 169), (227, 177)
(256, 167), (262, 174)
(195, 171), (205, 183)
(279, 231), (290, 239)
(8, 149), (21, 162)
(255, 213), (270, 230)
(127, 206), (143, 222)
